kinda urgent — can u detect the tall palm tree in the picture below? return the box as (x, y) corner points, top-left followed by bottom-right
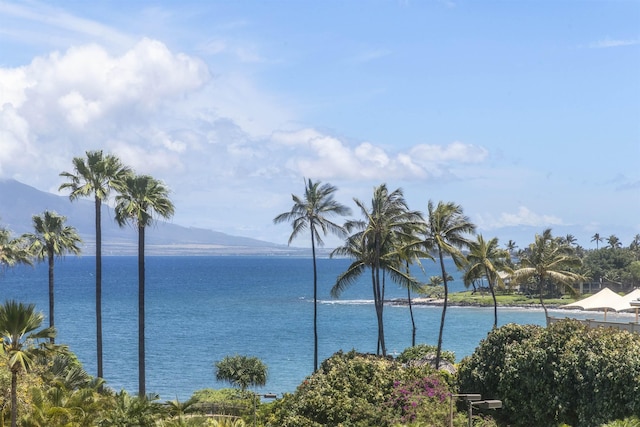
(114, 174), (174, 396)
(465, 235), (511, 329)
(422, 200), (475, 368)
(591, 233), (603, 250)
(331, 184), (422, 356)
(59, 150), (132, 381)
(273, 179), (351, 372)
(25, 211), (82, 343)
(511, 228), (583, 323)
(0, 300), (56, 427)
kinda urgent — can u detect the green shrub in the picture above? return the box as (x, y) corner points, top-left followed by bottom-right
(457, 322), (540, 404)
(458, 319), (640, 427)
(266, 350), (457, 427)
(397, 344), (455, 364)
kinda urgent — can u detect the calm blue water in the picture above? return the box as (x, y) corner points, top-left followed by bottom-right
(0, 256), (627, 400)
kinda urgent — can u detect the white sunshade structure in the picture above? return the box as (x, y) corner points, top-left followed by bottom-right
(560, 287), (629, 321)
(619, 289), (640, 322)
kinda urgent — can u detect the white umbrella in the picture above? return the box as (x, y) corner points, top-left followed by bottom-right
(618, 289), (640, 322)
(560, 287), (627, 321)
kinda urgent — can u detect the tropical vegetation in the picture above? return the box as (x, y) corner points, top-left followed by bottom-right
(25, 210), (82, 343)
(59, 149), (132, 381)
(114, 174), (175, 397)
(458, 320), (640, 427)
(3, 163), (640, 426)
(331, 184), (423, 357)
(273, 179), (351, 371)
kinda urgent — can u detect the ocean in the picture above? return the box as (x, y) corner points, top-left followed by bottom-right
(0, 255), (630, 401)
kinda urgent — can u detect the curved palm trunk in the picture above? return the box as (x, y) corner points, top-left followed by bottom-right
(374, 263), (386, 356)
(138, 224), (146, 396)
(435, 249), (448, 369)
(95, 196), (104, 382)
(10, 370), (17, 427)
(485, 266), (498, 329)
(310, 231), (318, 372)
(371, 267), (386, 356)
(408, 286), (416, 347)
(48, 249), (55, 344)
(405, 261), (416, 347)
(538, 277), (549, 325)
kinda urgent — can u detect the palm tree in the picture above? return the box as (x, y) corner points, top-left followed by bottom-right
(465, 235), (511, 328)
(0, 228), (32, 269)
(386, 233), (432, 347)
(0, 300), (56, 427)
(25, 211), (82, 343)
(422, 200), (475, 368)
(59, 150), (131, 381)
(565, 234), (577, 247)
(511, 228), (583, 323)
(607, 235), (622, 249)
(591, 233), (603, 250)
(331, 184), (422, 356)
(215, 355), (268, 392)
(115, 174), (174, 396)
(273, 179), (351, 371)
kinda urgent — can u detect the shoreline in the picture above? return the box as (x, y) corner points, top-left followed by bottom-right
(388, 297), (563, 309)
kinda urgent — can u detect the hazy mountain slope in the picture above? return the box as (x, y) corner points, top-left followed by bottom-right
(0, 179), (298, 255)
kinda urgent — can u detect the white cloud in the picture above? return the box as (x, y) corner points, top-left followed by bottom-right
(410, 141), (488, 164)
(476, 206), (564, 229)
(272, 129), (488, 181)
(0, 38), (209, 182)
(0, 1), (133, 49)
(589, 37), (640, 48)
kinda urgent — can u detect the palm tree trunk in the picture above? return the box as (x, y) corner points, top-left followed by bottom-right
(538, 279), (549, 325)
(138, 224), (146, 396)
(95, 196), (104, 382)
(375, 267), (386, 357)
(485, 267), (498, 329)
(48, 249), (55, 344)
(310, 231), (318, 372)
(374, 241), (387, 357)
(406, 261), (416, 347)
(435, 249), (448, 369)
(408, 286), (416, 347)
(10, 370), (17, 427)
(370, 268), (381, 355)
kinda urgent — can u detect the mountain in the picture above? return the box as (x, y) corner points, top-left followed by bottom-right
(0, 179), (302, 255)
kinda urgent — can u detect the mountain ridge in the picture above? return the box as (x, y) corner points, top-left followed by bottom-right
(0, 179), (305, 256)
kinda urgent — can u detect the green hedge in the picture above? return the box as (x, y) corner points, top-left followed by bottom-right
(458, 320), (640, 427)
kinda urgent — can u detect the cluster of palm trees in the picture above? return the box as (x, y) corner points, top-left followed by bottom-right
(275, 180), (585, 371)
(0, 149), (174, 414)
(59, 150), (175, 397)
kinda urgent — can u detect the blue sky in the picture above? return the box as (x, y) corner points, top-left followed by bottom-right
(0, 0), (638, 249)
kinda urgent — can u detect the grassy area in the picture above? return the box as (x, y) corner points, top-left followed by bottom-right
(447, 291), (577, 307)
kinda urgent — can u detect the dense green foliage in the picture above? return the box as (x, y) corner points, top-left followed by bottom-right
(458, 320), (640, 427)
(396, 344), (455, 365)
(265, 350), (460, 427)
(582, 248), (638, 287)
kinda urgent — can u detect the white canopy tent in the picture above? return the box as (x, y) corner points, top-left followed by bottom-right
(619, 289), (640, 322)
(560, 287), (628, 321)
